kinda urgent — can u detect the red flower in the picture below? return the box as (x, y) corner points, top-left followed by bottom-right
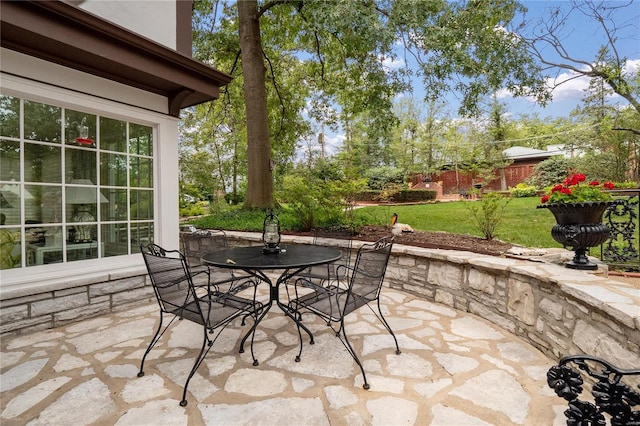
(541, 195), (550, 203)
(589, 180), (599, 186)
(551, 184), (564, 193)
(574, 173), (586, 183)
(561, 188), (572, 195)
(603, 181), (615, 190)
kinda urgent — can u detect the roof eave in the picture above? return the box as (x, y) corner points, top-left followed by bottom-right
(0, 1), (232, 117)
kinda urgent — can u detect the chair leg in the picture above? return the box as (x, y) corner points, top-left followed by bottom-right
(238, 311), (260, 366)
(340, 317), (370, 390)
(239, 305), (267, 366)
(138, 313), (173, 377)
(180, 330), (213, 407)
(376, 298), (401, 355)
(295, 316), (304, 363)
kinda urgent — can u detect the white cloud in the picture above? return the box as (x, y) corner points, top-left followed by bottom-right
(624, 58), (640, 76)
(547, 70), (591, 101)
(498, 57), (640, 105)
(380, 55), (404, 71)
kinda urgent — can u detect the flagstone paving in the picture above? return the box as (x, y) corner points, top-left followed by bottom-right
(0, 285), (565, 425)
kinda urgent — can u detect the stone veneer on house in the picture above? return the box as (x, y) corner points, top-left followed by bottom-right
(1, 231), (638, 369)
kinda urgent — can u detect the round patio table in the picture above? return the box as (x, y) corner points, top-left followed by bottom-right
(202, 244), (342, 364)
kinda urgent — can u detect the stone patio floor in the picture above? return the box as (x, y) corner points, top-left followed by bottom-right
(0, 282), (566, 425)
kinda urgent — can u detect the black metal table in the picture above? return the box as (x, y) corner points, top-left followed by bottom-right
(201, 244), (342, 364)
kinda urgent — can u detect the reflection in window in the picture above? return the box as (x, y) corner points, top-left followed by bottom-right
(24, 101), (61, 142)
(0, 96), (155, 269)
(24, 144), (62, 183)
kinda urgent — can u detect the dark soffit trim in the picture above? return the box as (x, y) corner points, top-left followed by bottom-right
(0, 0), (232, 117)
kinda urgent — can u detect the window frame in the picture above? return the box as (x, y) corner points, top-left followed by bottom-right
(0, 74), (178, 285)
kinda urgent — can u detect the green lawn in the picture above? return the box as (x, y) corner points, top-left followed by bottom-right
(189, 197), (561, 248)
(352, 197), (558, 248)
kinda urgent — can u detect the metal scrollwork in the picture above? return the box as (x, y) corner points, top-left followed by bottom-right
(547, 355), (640, 426)
(602, 192), (639, 271)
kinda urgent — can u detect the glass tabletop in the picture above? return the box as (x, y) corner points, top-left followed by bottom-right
(201, 244), (341, 270)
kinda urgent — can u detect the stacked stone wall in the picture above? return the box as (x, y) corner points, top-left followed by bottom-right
(0, 268), (153, 336)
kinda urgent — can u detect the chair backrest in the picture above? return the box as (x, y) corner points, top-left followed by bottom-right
(313, 225), (355, 266)
(345, 236), (394, 311)
(141, 244), (200, 318)
(181, 229), (228, 269)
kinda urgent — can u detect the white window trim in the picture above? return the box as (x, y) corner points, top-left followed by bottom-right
(0, 73), (179, 291)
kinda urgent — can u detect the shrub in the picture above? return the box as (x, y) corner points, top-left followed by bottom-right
(179, 203), (205, 218)
(465, 191), (511, 240)
(509, 183), (537, 198)
(364, 166), (405, 190)
(526, 156), (574, 189)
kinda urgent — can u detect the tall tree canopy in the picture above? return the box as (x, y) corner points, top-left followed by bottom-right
(192, 0), (549, 208)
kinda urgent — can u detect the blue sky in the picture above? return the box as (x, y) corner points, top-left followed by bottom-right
(317, 1), (640, 156)
(499, 0), (640, 119)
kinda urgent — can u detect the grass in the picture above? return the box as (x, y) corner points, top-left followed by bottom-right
(353, 197), (558, 248)
(187, 197), (561, 248)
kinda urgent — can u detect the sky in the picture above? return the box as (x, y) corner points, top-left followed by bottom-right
(497, 0), (640, 118)
(318, 0), (640, 156)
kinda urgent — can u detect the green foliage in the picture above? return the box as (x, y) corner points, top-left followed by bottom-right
(364, 166), (406, 190)
(0, 228), (21, 270)
(526, 156), (574, 189)
(465, 192), (511, 240)
(572, 151), (626, 183)
(276, 174), (348, 231)
(179, 203), (206, 218)
(509, 183), (537, 198)
(354, 190), (436, 202)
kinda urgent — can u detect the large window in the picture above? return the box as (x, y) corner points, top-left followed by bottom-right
(0, 95), (154, 269)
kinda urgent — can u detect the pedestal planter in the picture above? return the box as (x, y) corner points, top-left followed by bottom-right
(538, 201), (612, 270)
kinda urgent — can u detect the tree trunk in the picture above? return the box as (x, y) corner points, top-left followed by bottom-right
(238, 0), (272, 209)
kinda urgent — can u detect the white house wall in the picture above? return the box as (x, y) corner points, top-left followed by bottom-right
(77, 0), (178, 50)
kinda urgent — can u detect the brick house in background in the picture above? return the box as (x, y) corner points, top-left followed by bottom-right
(412, 146), (567, 197)
(0, 0), (231, 335)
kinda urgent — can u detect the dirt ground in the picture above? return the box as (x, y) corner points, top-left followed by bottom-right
(285, 225), (514, 256)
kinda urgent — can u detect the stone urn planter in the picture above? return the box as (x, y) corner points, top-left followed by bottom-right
(537, 201), (612, 270)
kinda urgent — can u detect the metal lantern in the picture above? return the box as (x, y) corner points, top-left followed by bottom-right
(262, 212), (281, 254)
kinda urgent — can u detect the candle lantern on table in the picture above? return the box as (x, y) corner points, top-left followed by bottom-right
(262, 212), (281, 254)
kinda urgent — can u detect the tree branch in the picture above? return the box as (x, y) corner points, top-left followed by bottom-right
(612, 127), (640, 136)
(258, 0), (300, 18)
(263, 50), (287, 138)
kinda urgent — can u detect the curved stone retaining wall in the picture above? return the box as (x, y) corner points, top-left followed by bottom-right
(219, 231), (639, 368)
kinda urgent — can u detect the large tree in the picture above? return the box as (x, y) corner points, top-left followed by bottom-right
(194, 0), (549, 208)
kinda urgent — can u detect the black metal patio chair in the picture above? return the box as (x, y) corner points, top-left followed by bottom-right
(288, 235), (400, 390)
(181, 228), (256, 291)
(138, 244), (263, 406)
(288, 226), (355, 288)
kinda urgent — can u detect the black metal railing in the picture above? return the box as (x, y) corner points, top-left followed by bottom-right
(600, 190), (640, 272)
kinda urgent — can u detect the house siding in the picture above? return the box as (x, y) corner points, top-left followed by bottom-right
(78, 0), (181, 51)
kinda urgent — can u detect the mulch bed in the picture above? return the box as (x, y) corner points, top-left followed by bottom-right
(284, 225), (514, 257)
